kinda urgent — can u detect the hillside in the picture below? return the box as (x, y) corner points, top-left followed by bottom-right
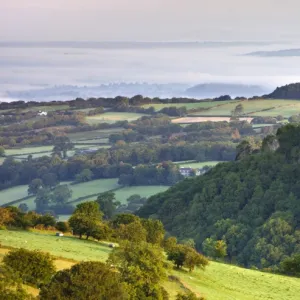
(265, 82), (300, 99)
(1, 230), (300, 300)
(138, 124), (300, 269)
(185, 83), (266, 98)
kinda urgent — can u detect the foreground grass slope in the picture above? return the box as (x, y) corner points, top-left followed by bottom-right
(0, 230), (299, 300)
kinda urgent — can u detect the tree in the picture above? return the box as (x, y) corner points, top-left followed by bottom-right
(0, 207), (13, 227)
(167, 245), (208, 272)
(69, 202), (103, 239)
(75, 168), (93, 183)
(0, 265), (32, 300)
(28, 178), (43, 195)
(42, 173), (58, 189)
(35, 188), (51, 212)
(141, 219), (165, 245)
(96, 191), (120, 219)
(111, 213), (139, 228)
(232, 104), (244, 117)
(3, 248), (55, 286)
(91, 222), (112, 241)
(117, 220), (147, 243)
(280, 253), (300, 277)
(176, 292), (205, 300)
(18, 203), (29, 213)
(0, 146), (5, 157)
(51, 184), (72, 205)
(55, 221), (70, 233)
(53, 136), (74, 159)
(164, 237), (178, 252)
(39, 262), (133, 300)
(108, 241), (167, 299)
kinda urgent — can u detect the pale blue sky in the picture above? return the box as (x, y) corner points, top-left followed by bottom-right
(1, 0), (299, 41)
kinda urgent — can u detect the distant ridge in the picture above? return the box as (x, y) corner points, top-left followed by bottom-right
(185, 83), (266, 98)
(246, 48), (300, 57)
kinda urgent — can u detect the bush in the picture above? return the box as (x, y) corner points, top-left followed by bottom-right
(55, 221), (70, 233)
(3, 248), (56, 286)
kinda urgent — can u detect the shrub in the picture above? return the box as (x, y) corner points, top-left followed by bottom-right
(3, 248), (56, 286)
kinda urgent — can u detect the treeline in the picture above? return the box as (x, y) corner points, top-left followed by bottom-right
(138, 124), (300, 271)
(0, 204), (208, 300)
(265, 82), (300, 99)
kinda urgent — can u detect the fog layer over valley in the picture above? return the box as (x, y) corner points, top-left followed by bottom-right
(2, 41), (300, 101)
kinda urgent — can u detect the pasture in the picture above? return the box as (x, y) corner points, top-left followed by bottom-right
(172, 117), (253, 124)
(1, 230), (299, 300)
(85, 112), (146, 125)
(174, 261), (300, 300)
(142, 100), (234, 111)
(178, 161), (223, 169)
(67, 128), (122, 141)
(191, 99), (300, 117)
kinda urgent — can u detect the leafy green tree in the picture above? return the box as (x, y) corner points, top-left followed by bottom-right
(18, 203), (29, 213)
(0, 207), (13, 227)
(108, 241), (167, 299)
(55, 221), (70, 233)
(141, 219), (165, 245)
(111, 213), (139, 228)
(164, 237), (178, 252)
(167, 245), (186, 269)
(202, 238), (227, 259)
(176, 292), (205, 300)
(35, 188), (51, 212)
(51, 184), (72, 205)
(28, 178), (43, 195)
(91, 222), (112, 241)
(53, 136), (74, 159)
(35, 213), (56, 228)
(117, 220), (147, 243)
(280, 253), (300, 277)
(3, 248), (55, 286)
(69, 202), (103, 239)
(42, 173), (58, 189)
(39, 261), (133, 300)
(0, 265), (32, 300)
(75, 168), (93, 183)
(96, 191), (120, 219)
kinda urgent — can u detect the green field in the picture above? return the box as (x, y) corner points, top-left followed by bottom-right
(67, 128), (122, 141)
(0, 230), (110, 262)
(86, 112), (146, 125)
(142, 101), (234, 111)
(0, 179), (119, 209)
(0, 185), (29, 205)
(178, 161), (223, 169)
(191, 99), (300, 118)
(5, 146), (54, 156)
(1, 230), (299, 300)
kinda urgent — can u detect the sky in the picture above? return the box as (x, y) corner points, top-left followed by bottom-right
(1, 0), (300, 41)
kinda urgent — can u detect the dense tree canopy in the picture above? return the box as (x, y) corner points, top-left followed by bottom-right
(138, 124), (300, 270)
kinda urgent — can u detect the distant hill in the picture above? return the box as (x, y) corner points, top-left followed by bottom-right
(185, 83), (266, 98)
(246, 48), (300, 57)
(265, 82), (300, 99)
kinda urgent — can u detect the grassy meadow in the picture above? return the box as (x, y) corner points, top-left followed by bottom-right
(178, 161), (223, 169)
(142, 101), (234, 111)
(86, 112), (146, 124)
(1, 230), (299, 300)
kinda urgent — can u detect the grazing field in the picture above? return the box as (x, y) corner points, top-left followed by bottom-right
(5, 145), (54, 156)
(1, 230), (299, 300)
(142, 101), (234, 111)
(73, 185), (170, 205)
(0, 179), (119, 209)
(192, 99), (300, 117)
(67, 128), (122, 141)
(0, 230), (111, 262)
(22, 105), (70, 112)
(86, 112), (146, 124)
(174, 261), (300, 300)
(0, 185), (29, 205)
(172, 117), (253, 124)
(178, 161), (223, 169)
(69, 179), (119, 200)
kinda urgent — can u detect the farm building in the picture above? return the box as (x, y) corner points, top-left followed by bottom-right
(179, 167), (194, 177)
